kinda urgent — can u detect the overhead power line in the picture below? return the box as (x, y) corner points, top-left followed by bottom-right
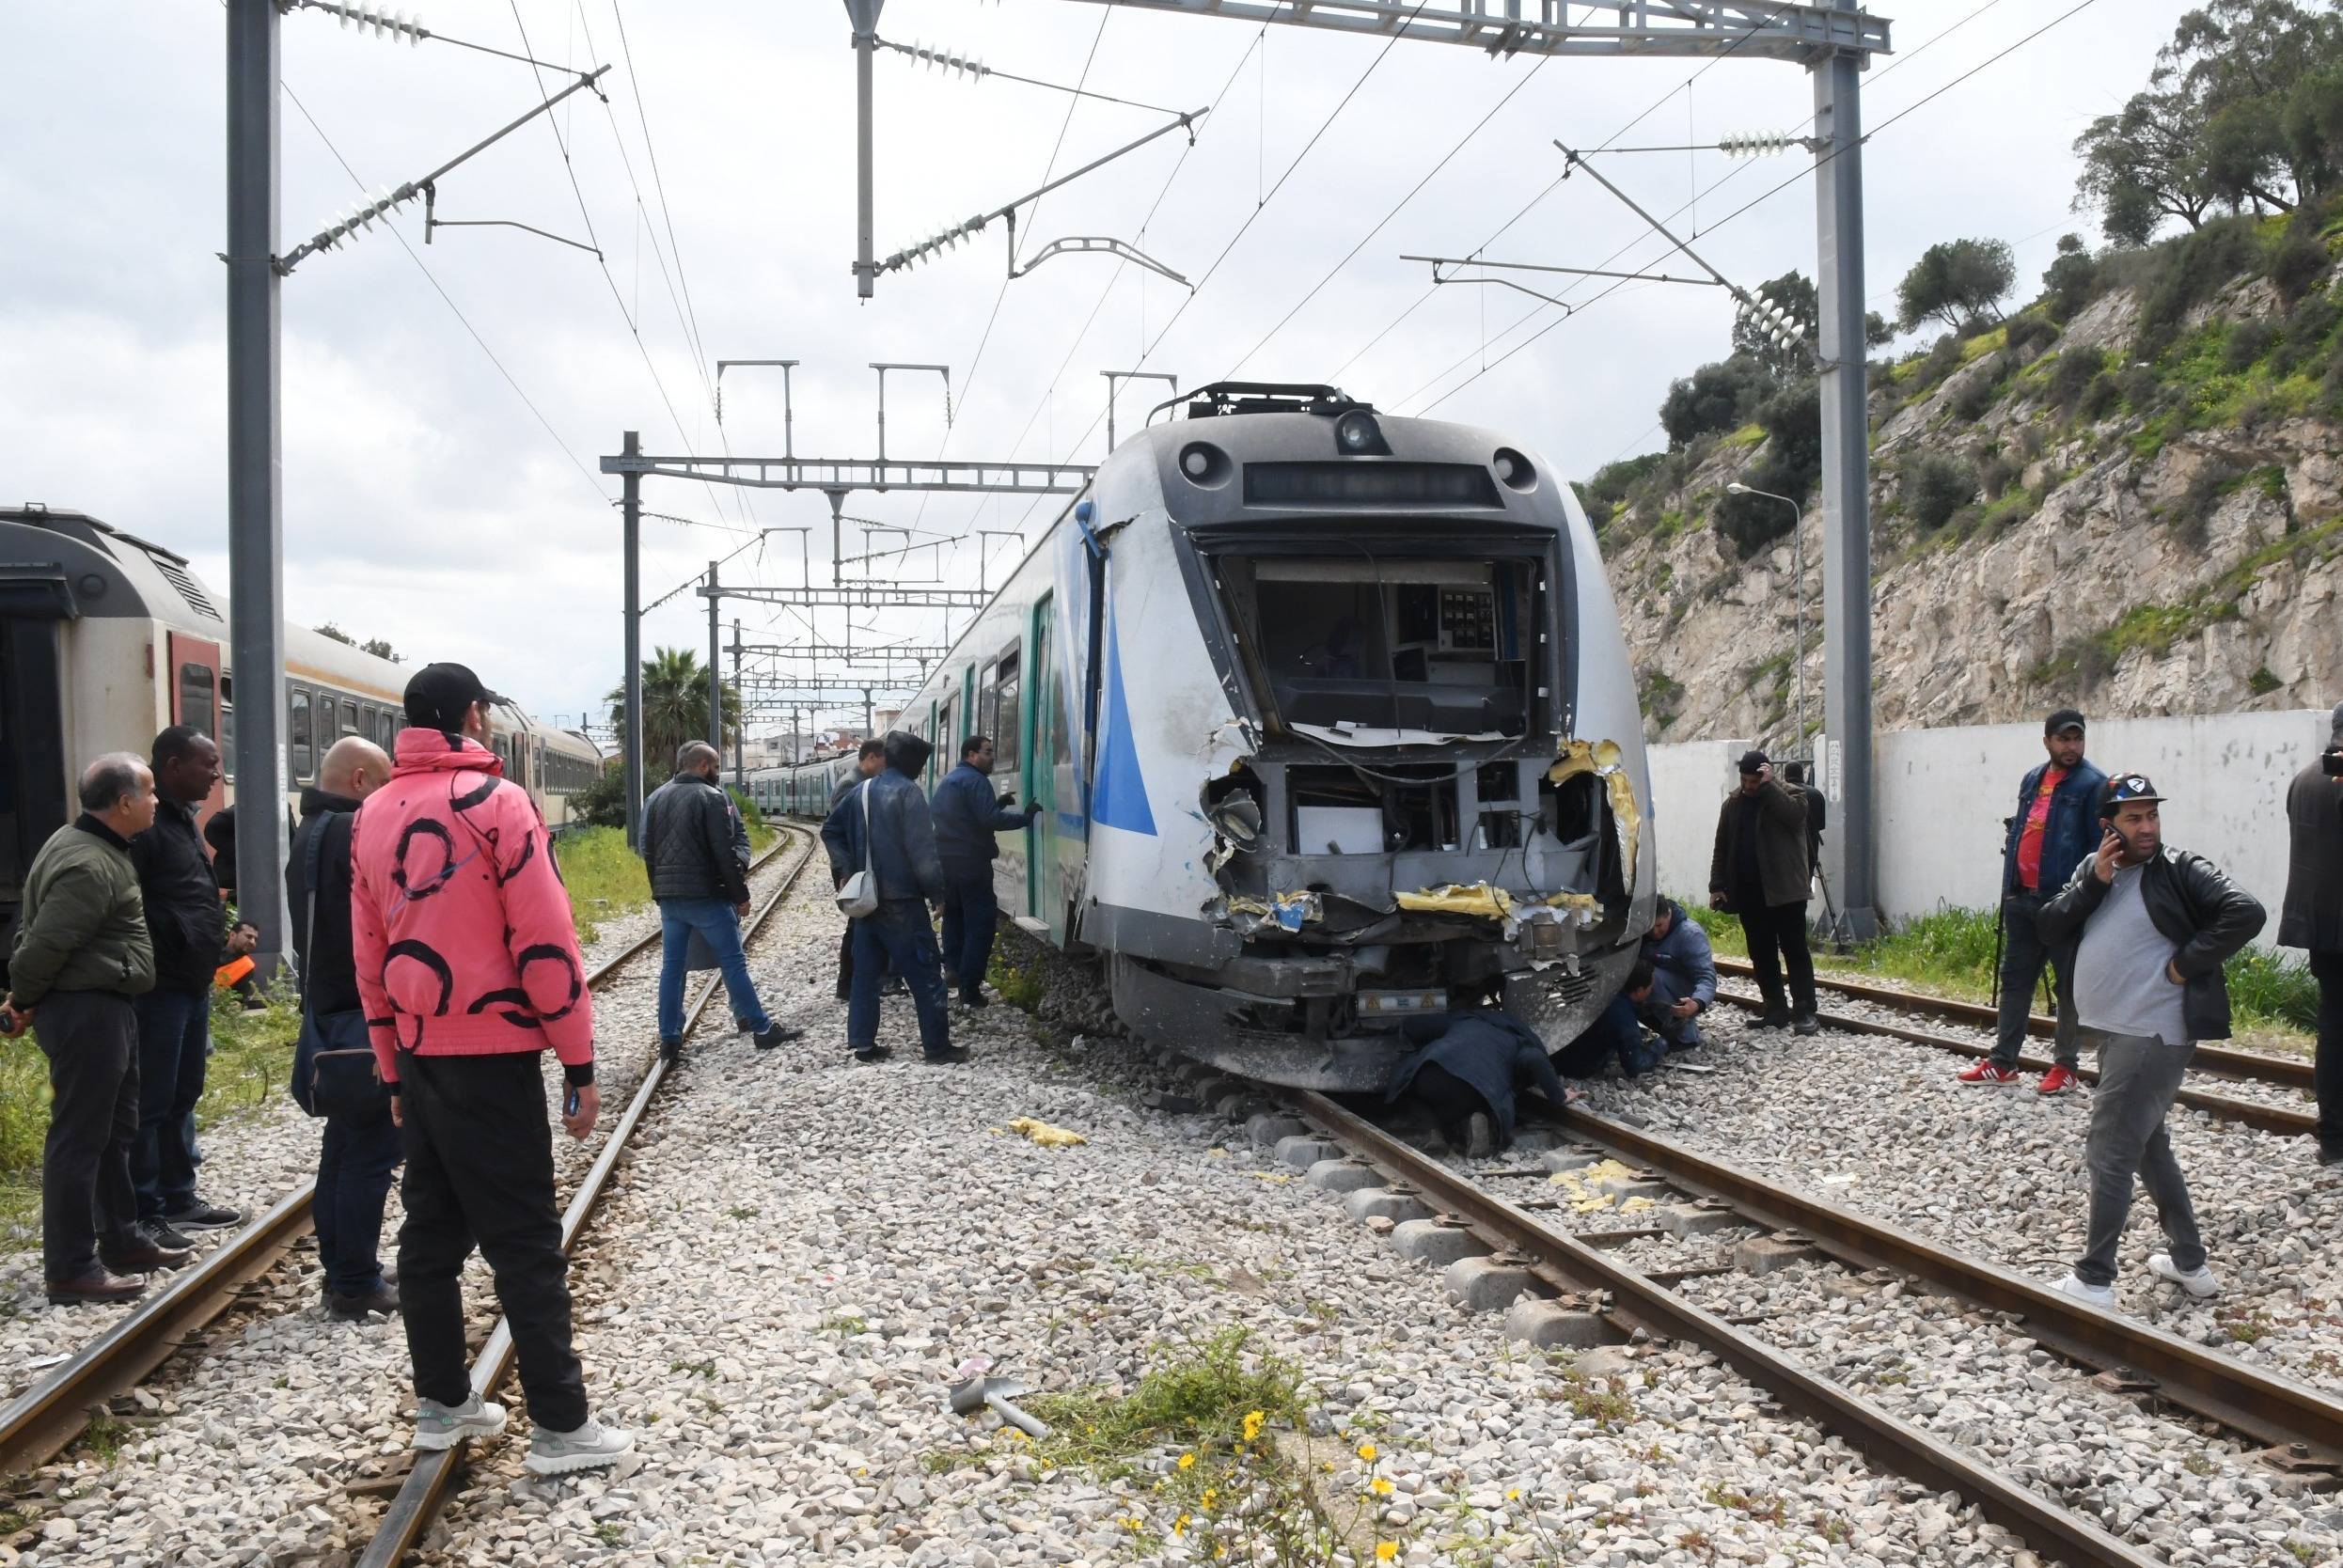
(280, 82), (608, 504)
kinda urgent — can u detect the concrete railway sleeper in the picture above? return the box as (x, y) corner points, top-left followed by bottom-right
(1249, 1080), (2343, 1568)
(0, 837), (796, 1489)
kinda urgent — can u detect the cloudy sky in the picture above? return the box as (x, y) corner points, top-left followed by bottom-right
(4, 0), (2196, 740)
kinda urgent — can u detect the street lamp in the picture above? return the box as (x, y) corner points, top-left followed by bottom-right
(1725, 480), (1810, 751)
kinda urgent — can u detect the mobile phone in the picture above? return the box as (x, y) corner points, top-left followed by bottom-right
(2101, 819), (2130, 854)
(565, 1087), (581, 1118)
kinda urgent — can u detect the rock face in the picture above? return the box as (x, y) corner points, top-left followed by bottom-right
(1598, 279), (2343, 749)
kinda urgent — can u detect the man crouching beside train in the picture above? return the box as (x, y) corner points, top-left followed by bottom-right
(2039, 774), (2262, 1309)
(822, 729), (963, 1064)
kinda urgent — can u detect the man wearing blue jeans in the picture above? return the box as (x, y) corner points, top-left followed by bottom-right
(640, 743), (799, 1068)
(824, 730), (961, 1064)
(128, 727), (252, 1239)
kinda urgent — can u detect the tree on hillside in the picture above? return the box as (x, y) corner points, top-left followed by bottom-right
(1731, 271), (1817, 380)
(1658, 355), (1772, 448)
(604, 646), (741, 769)
(2075, 1), (2343, 243)
(1895, 239), (2016, 336)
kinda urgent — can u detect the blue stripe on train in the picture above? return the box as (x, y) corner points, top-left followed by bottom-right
(1089, 609), (1156, 837)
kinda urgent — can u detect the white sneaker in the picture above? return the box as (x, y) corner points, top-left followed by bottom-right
(524, 1417), (634, 1475)
(2148, 1253), (2220, 1298)
(413, 1394), (507, 1450)
(2050, 1271), (2115, 1308)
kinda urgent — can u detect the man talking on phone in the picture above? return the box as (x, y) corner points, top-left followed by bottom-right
(2037, 775), (2262, 1309)
(350, 664), (631, 1473)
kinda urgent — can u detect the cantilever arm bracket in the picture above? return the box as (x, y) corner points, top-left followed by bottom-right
(1014, 234), (1191, 290)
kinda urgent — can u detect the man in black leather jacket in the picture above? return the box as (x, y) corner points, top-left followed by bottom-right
(2036, 774), (2264, 1309)
(640, 743), (796, 1065)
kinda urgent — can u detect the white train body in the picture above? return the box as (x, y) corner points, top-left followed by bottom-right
(0, 505), (602, 956)
(747, 386), (1655, 1089)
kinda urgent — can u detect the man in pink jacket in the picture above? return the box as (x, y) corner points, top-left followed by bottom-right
(351, 663), (631, 1475)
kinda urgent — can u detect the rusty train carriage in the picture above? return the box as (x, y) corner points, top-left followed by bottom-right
(751, 384), (1654, 1090)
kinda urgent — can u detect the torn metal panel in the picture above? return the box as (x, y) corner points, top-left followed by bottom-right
(1548, 737), (1643, 891)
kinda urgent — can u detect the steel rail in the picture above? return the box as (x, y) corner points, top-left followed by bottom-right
(1291, 1090), (2164, 1568)
(355, 828), (821, 1568)
(1551, 1105), (2343, 1467)
(1707, 990), (2319, 1138)
(0, 837), (787, 1480)
(1713, 955), (2316, 1092)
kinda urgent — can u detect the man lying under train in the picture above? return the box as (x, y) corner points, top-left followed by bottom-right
(1383, 983), (1585, 1157)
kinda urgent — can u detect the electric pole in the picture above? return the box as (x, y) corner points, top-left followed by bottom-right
(227, 0), (289, 974)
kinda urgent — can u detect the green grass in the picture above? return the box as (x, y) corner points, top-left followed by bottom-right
(558, 825), (652, 945)
(0, 984), (301, 1251)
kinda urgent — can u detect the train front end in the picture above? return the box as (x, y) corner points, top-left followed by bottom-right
(1077, 384), (1655, 1090)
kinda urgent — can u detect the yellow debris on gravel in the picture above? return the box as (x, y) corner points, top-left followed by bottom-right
(1547, 1157), (1640, 1215)
(1007, 1117), (1088, 1149)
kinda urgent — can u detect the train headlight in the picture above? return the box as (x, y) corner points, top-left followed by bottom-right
(1492, 446), (1536, 493)
(1334, 410), (1387, 455)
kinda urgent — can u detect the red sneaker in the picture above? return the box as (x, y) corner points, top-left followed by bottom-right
(2036, 1065), (2079, 1096)
(1958, 1060), (2022, 1087)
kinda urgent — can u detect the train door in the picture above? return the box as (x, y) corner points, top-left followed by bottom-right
(0, 593), (71, 978)
(168, 632), (226, 821)
(1027, 598), (1053, 930)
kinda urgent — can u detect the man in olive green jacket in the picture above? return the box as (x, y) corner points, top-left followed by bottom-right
(2, 753), (186, 1305)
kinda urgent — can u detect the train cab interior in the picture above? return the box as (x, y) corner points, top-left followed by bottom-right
(1222, 556), (1535, 740)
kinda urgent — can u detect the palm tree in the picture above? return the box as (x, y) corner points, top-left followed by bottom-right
(605, 647), (742, 771)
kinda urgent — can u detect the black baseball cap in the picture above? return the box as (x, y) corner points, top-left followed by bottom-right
(403, 663), (508, 731)
(1737, 748), (1769, 775)
(2100, 772), (2164, 816)
(2045, 708), (2086, 737)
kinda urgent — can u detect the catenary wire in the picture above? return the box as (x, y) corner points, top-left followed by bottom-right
(1411, 0), (2103, 416)
(281, 83), (609, 505)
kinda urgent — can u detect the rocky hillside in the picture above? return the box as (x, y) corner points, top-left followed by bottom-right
(1592, 219), (2343, 747)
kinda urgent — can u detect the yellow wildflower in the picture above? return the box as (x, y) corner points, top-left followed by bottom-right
(1370, 1477), (1394, 1497)
(1202, 1488), (1219, 1511)
(1357, 1442), (1378, 1463)
(1506, 1488), (1521, 1501)
(1241, 1410), (1266, 1441)
(1376, 1544), (1399, 1563)
(1175, 1515), (1191, 1535)
(1178, 1452), (1197, 1470)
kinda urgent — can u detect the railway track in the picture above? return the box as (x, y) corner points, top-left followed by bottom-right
(1285, 1089), (2343, 1568)
(354, 823), (823, 1568)
(1710, 955), (2320, 1138)
(0, 833), (795, 1484)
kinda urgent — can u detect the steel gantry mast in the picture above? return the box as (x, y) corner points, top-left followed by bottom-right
(937, 0), (1893, 939)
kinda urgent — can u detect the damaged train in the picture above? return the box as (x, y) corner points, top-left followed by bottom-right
(752, 383), (1653, 1090)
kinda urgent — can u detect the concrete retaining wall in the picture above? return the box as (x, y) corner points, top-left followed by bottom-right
(1646, 709), (2331, 941)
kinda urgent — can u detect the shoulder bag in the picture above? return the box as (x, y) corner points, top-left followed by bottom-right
(290, 812), (393, 1122)
(834, 781), (880, 918)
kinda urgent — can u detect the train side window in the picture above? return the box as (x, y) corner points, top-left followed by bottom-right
(220, 705), (236, 782)
(340, 699), (359, 740)
(993, 644), (1021, 777)
(289, 689), (313, 781)
(178, 663), (217, 740)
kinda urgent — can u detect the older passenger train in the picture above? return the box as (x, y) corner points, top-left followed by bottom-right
(0, 503), (603, 959)
(744, 384), (1655, 1089)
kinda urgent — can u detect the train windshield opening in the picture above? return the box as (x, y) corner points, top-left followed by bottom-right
(1220, 555), (1539, 739)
